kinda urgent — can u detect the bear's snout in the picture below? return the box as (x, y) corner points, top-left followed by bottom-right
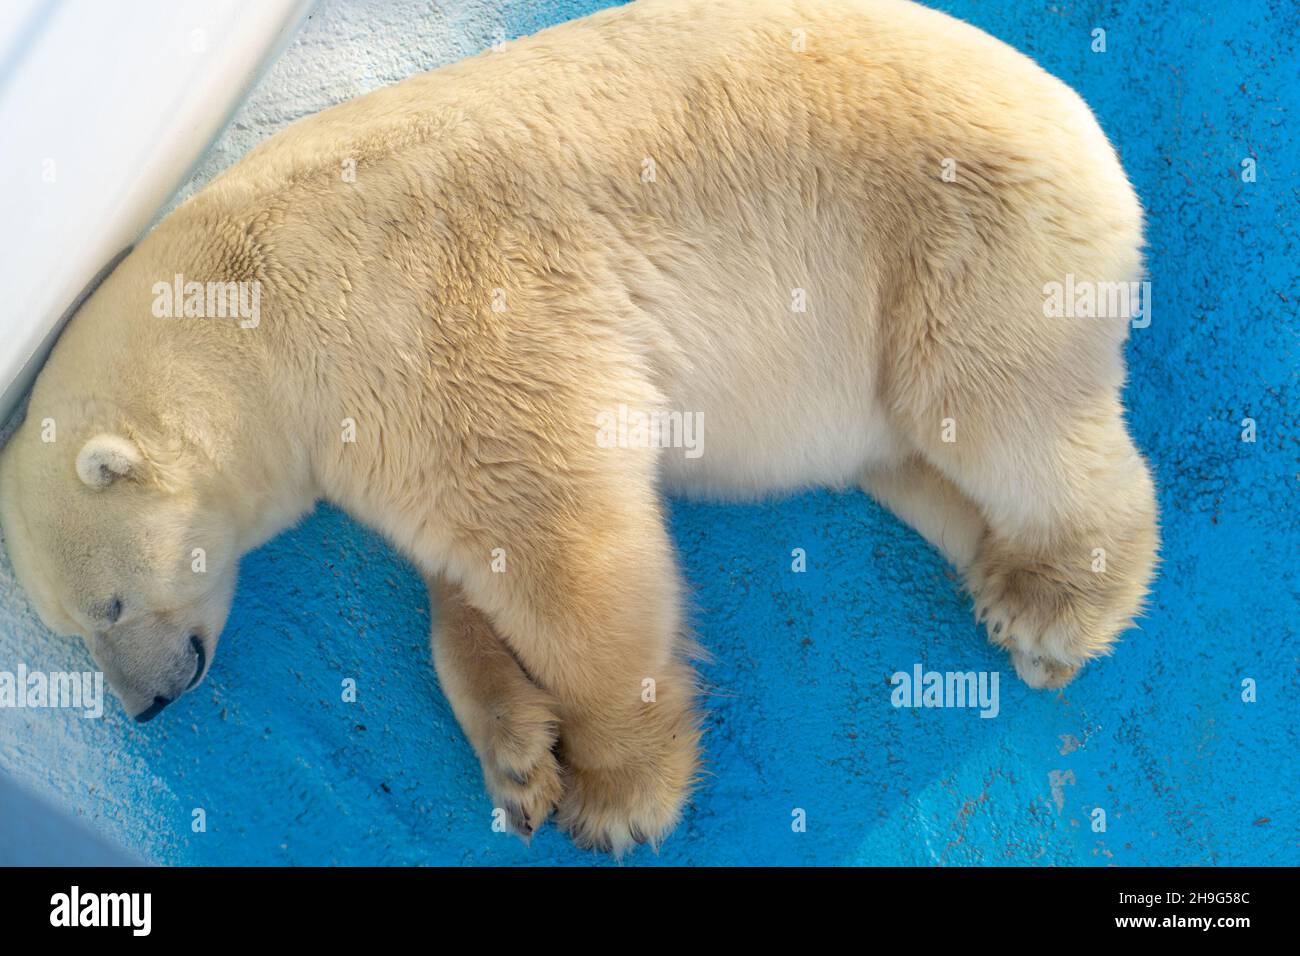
(91, 625), (213, 722)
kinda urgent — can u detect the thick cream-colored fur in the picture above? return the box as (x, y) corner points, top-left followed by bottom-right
(0, 0), (1157, 852)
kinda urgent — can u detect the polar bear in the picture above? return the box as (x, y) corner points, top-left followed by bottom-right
(0, 0), (1157, 853)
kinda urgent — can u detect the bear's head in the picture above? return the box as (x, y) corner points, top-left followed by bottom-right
(0, 212), (316, 722)
(0, 421), (241, 721)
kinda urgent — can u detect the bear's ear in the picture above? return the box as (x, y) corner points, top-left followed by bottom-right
(75, 434), (144, 490)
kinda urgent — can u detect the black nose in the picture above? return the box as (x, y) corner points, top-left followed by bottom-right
(133, 696), (172, 723)
(187, 634), (207, 689)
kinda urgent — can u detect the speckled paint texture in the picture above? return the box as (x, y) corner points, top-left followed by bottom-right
(0, 0), (1296, 866)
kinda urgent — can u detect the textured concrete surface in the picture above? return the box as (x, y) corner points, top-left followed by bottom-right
(0, 0), (1296, 866)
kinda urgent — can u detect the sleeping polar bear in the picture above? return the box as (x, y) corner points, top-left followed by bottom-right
(0, 0), (1157, 853)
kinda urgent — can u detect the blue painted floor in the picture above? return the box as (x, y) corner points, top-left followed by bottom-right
(0, 0), (1296, 865)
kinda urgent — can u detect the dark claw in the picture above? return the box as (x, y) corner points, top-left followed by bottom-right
(506, 804), (533, 836)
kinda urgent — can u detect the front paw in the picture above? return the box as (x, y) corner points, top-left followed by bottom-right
(554, 701), (701, 855)
(479, 685), (564, 839)
(969, 535), (1141, 689)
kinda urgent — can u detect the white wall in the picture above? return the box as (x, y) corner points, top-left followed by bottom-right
(0, 0), (314, 424)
